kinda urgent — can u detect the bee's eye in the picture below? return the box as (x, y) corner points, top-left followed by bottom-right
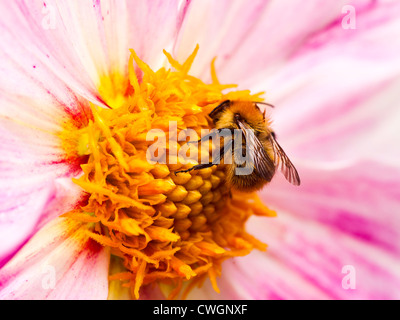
(234, 113), (241, 120)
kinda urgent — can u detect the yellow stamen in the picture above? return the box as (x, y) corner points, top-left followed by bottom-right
(59, 46), (275, 299)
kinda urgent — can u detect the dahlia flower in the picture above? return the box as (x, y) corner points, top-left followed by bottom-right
(1, 0), (400, 300)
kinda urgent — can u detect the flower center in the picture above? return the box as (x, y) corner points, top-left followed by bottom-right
(60, 46), (276, 299)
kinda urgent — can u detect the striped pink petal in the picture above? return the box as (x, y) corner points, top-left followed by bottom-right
(0, 116), (86, 267)
(0, 218), (109, 299)
(0, 0), (188, 102)
(174, 0), (374, 86)
(262, 161), (400, 257)
(194, 208), (400, 300)
(264, 2), (400, 163)
(246, 210), (400, 299)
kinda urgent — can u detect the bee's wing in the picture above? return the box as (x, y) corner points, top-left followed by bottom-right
(268, 134), (301, 186)
(236, 120), (275, 181)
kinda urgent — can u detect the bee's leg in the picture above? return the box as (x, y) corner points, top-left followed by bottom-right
(175, 131), (221, 175)
(175, 163), (216, 175)
(175, 143), (229, 175)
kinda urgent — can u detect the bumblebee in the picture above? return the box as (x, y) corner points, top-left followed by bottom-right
(176, 100), (300, 191)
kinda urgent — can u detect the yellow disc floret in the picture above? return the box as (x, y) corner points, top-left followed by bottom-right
(60, 46), (276, 299)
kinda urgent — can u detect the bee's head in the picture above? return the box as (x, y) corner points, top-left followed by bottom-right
(229, 101), (265, 124)
(209, 100), (271, 130)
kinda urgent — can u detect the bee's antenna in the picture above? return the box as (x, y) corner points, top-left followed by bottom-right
(255, 101), (275, 108)
(254, 101), (275, 119)
(209, 100), (231, 118)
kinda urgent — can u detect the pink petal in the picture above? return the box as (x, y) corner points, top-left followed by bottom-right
(174, 0), (271, 78)
(0, 218), (110, 299)
(121, 0), (190, 70)
(187, 251), (329, 300)
(261, 161), (400, 256)
(190, 209), (400, 299)
(174, 0), (373, 86)
(244, 212), (400, 299)
(251, 160), (400, 299)
(0, 181), (54, 268)
(262, 2), (400, 162)
(0, 0), (188, 106)
(0, 119), (85, 266)
(0, 1), (103, 107)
